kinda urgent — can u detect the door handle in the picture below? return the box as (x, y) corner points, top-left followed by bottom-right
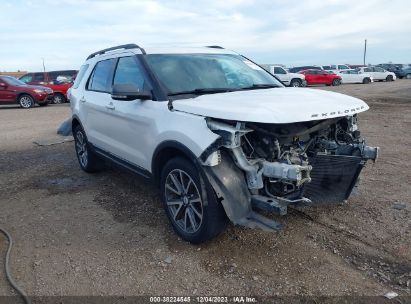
(106, 102), (115, 110)
(80, 97), (86, 103)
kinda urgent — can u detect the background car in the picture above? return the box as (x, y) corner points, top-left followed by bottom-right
(357, 67), (396, 81)
(376, 63), (404, 76)
(265, 65), (307, 87)
(19, 70), (77, 104)
(338, 69), (373, 84)
(299, 69), (342, 86)
(323, 64), (351, 74)
(0, 75), (53, 108)
(396, 65), (411, 79)
(288, 66), (323, 73)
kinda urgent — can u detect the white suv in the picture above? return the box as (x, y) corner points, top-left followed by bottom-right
(70, 44), (378, 243)
(357, 66), (396, 82)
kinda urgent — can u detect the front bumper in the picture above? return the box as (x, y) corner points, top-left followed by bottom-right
(35, 92), (54, 103)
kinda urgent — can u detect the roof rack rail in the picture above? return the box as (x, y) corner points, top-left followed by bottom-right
(86, 43), (146, 60)
(206, 45), (224, 49)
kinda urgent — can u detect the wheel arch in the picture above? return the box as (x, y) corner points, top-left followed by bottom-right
(71, 115), (85, 135)
(152, 141), (199, 187)
(16, 92), (34, 104)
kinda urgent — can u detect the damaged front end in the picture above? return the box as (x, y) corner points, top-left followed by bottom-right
(200, 116), (378, 232)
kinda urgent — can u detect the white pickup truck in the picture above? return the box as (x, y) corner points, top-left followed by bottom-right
(264, 65), (307, 87)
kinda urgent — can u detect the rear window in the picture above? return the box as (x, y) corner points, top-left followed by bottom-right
(73, 64), (89, 89)
(88, 59), (116, 92)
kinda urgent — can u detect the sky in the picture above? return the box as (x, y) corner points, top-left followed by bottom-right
(1, 0), (410, 72)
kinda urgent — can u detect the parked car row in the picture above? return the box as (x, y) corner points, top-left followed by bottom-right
(0, 75), (53, 108)
(0, 70), (78, 108)
(19, 70), (77, 104)
(268, 63), (402, 87)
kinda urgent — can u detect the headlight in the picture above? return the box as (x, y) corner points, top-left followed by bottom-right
(34, 89), (45, 94)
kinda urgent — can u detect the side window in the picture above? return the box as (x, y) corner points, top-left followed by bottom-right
(338, 65), (349, 70)
(73, 64), (89, 89)
(19, 74), (33, 83)
(273, 67), (286, 74)
(374, 67), (384, 72)
(88, 58), (116, 92)
(33, 73), (45, 82)
(113, 56), (145, 90)
(364, 68), (371, 72)
(48, 72), (60, 81)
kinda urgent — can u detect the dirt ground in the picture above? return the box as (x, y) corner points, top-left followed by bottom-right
(0, 80), (410, 301)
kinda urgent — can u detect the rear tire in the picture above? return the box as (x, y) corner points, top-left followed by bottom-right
(362, 77), (371, 84)
(160, 157), (227, 244)
(290, 79), (302, 87)
(332, 79), (341, 86)
(18, 94), (34, 109)
(73, 125), (102, 173)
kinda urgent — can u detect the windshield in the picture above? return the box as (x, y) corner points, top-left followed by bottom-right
(2, 76), (26, 86)
(145, 54), (283, 95)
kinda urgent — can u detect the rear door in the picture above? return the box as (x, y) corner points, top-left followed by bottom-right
(0, 77), (16, 103)
(81, 57), (117, 151)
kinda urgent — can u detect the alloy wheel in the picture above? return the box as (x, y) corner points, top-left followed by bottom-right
(164, 169), (203, 234)
(20, 96), (33, 108)
(75, 131), (88, 168)
(53, 94), (64, 104)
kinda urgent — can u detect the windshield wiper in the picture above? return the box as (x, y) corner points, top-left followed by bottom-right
(168, 88), (234, 96)
(239, 84), (280, 90)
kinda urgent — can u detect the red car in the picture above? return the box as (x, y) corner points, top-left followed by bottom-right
(299, 69), (342, 86)
(19, 70), (77, 104)
(0, 75), (53, 108)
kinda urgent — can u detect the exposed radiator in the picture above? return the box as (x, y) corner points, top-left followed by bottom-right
(303, 154), (364, 204)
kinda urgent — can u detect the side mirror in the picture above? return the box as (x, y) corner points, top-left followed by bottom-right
(0, 82), (7, 88)
(111, 84), (152, 101)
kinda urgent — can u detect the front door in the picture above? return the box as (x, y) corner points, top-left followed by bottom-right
(101, 56), (154, 170)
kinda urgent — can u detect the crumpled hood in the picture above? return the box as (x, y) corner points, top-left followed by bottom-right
(172, 87), (369, 123)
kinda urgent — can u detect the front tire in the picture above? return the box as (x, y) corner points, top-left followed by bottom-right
(18, 94), (34, 108)
(73, 125), (102, 173)
(160, 157), (227, 244)
(290, 79), (302, 87)
(332, 79), (341, 86)
(53, 93), (66, 104)
(386, 75), (394, 81)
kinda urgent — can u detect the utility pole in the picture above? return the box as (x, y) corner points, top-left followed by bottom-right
(363, 39), (367, 66)
(42, 58), (46, 72)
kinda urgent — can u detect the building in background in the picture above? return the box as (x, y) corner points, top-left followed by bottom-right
(0, 71), (27, 78)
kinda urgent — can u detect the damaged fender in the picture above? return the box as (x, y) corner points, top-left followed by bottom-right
(202, 152), (283, 232)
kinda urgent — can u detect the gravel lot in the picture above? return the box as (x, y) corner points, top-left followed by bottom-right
(0, 80), (410, 301)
